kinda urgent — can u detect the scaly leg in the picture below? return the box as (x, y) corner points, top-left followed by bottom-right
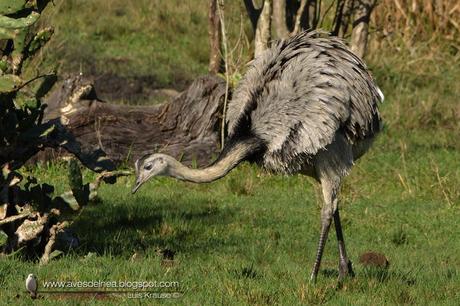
(309, 133), (353, 283)
(310, 203), (333, 283)
(310, 178), (338, 283)
(333, 209), (354, 280)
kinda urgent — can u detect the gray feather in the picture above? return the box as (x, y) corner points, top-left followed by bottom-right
(226, 31), (383, 173)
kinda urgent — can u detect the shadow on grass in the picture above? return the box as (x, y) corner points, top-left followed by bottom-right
(68, 195), (240, 257)
(321, 269), (339, 278)
(360, 267), (418, 286)
(232, 263), (261, 279)
(319, 266), (418, 288)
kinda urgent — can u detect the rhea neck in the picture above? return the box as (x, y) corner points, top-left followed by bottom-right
(167, 137), (263, 183)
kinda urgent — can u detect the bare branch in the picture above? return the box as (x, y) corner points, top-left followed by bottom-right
(339, 0), (355, 37)
(315, 0), (322, 28)
(0, 213), (30, 226)
(330, 0), (345, 36)
(351, 0), (377, 58)
(304, 0), (317, 29)
(208, 0), (222, 74)
(254, 0), (272, 57)
(216, 0), (230, 149)
(40, 221), (69, 265)
(273, 0), (289, 39)
(293, 0), (308, 35)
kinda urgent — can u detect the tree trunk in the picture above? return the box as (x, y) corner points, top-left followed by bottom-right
(331, 0), (346, 36)
(292, 0), (308, 35)
(350, 0), (376, 58)
(254, 0), (272, 57)
(208, 0), (222, 74)
(338, 0), (355, 38)
(273, 0), (289, 39)
(40, 75), (227, 167)
(305, 0), (318, 29)
(243, 0), (262, 32)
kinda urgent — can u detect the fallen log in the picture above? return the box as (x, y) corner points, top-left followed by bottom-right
(41, 75), (227, 167)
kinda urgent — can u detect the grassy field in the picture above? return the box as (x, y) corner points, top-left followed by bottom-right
(1, 127), (459, 305)
(2, 0), (460, 305)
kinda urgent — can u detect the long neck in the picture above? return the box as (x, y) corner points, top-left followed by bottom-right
(168, 137), (263, 183)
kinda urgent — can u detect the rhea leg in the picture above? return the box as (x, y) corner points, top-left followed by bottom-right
(309, 179), (337, 283)
(334, 208), (354, 279)
(309, 133), (354, 282)
(310, 199), (334, 282)
(309, 180), (354, 282)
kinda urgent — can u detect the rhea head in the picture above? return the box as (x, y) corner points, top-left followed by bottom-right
(132, 141), (255, 193)
(132, 153), (177, 193)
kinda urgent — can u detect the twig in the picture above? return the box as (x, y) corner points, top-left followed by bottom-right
(316, 0), (322, 28)
(330, 0), (345, 36)
(431, 159), (453, 207)
(398, 140), (412, 194)
(449, 3), (460, 16)
(217, 0), (230, 150)
(92, 170), (133, 189)
(448, 17), (460, 32)
(16, 73), (55, 91)
(320, 0), (337, 28)
(95, 118), (105, 152)
(393, 0), (408, 20)
(40, 221), (69, 265)
(0, 213), (30, 226)
(228, 13), (245, 68)
(293, 0), (308, 35)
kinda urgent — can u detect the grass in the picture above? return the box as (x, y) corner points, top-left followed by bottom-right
(29, 0), (250, 91)
(1, 128), (459, 304)
(2, 0), (460, 304)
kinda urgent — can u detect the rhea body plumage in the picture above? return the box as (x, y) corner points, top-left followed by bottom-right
(133, 31), (383, 282)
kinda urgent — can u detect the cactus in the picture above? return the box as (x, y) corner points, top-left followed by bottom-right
(0, 74), (22, 92)
(28, 26), (54, 55)
(0, 12), (39, 29)
(0, 1), (116, 262)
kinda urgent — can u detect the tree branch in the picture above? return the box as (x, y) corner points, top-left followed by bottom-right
(339, 0), (355, 37)
(254, 0), (272, 57)
(243, 0), (262, 32)
(273, 0), (289, 39)
(330, 0), (345, 36)
(350, 0), (377, 58)
(40, 221), (68, 265)
(293, 0), (308, 35)
(216, 0), (230, 149)
(208, 0), (222, 74)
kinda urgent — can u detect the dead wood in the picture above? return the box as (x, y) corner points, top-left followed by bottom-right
(39, 75), (227, 167)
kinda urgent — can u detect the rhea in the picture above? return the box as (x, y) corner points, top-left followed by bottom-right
(132, 31), (383, 282)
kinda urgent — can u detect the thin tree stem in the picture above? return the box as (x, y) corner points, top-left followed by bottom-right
(217, 0), (230, 150)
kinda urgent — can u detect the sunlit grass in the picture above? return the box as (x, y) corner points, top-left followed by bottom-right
(1, 126), (459, 304)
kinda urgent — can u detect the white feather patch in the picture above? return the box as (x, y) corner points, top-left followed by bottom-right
(377, 87), (385, 102)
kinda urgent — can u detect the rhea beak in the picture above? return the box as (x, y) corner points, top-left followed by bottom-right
(132, 179), (143, 194)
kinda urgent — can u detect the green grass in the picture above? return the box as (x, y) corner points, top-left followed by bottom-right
(1, 126), (459, 304)
(3, 0), (460, 304)
(29, 0), (250, 90)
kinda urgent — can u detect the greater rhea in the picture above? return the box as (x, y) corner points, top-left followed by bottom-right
(133, 31), (384, 282)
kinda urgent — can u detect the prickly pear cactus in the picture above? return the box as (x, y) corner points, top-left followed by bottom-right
(0, 1), (116, 263)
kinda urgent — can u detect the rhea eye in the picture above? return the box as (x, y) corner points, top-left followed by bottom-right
(144, 163), (153, 171)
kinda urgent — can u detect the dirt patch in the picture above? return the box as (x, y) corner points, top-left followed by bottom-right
(92, 73), (179, 104)
(93, 73), (153, 103)
(56, 53), (192, 104)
